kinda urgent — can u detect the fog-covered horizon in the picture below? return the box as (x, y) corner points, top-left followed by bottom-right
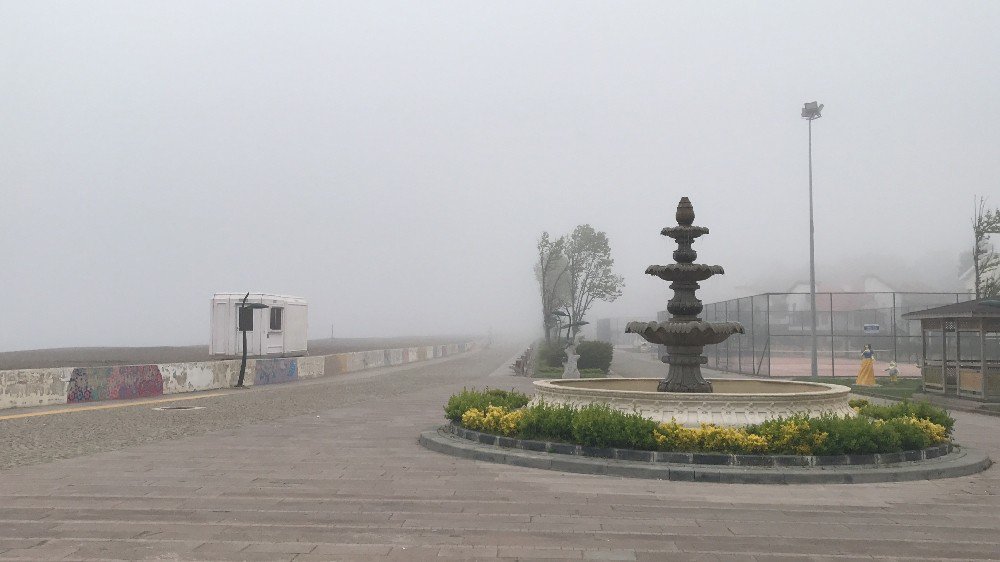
(2, 1), (998, 351)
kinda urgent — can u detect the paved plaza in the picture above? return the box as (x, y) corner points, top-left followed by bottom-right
(1, 344), (999, 560)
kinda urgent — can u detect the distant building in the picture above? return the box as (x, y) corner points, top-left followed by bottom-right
(594, 317), (645, 346)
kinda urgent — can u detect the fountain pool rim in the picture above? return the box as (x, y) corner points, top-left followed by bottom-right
(531, 378), (855, 427)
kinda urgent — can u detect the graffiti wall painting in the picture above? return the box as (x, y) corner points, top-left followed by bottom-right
(254, 358), (298, 386)
(67, 364), (164, 403)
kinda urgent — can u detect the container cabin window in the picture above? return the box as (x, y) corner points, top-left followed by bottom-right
(270, 307), (283, 331)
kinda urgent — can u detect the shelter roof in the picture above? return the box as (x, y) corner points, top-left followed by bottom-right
(901, 299), (1000, 319)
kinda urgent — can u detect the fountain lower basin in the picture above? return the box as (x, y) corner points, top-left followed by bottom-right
(531, 378), (854, 427)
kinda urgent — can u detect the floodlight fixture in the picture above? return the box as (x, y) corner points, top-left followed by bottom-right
(801, 101), (824, 120)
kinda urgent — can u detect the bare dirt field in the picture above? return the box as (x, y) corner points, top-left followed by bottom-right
(0, 335), (476, 370)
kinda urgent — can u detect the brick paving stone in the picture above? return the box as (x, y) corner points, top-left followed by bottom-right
(241, 540), (317, 553)
(0, 544), (80, 560)
(583, 549), (638, 560)
(0, 345), (998, 560)
(0, 539), (45, 554)
(497, 545), (586, 559)
(307, 543), (394, 556)
(436, 544), (501, 558)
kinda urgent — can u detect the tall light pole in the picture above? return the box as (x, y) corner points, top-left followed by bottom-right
(801, 101), (823, 379)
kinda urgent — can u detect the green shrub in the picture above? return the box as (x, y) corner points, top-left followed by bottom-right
(577, 341), (614, 373)
(807, 415), (902, 455)
(443, 388), (531, 421)
(854, 400), (954, 435)
(533, 367), (606, 378)
(536, 341), (568, 368)
(518, 401), (576, 442)
(570, 403), (658, 450)
(884, 417), (934, 451)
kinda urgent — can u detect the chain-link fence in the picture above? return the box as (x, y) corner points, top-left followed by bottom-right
(694, 292), (974, 378)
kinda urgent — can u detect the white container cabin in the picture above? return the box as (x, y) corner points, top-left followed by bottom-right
(209, 293), (308, 358)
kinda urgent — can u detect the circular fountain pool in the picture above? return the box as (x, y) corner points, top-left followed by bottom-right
(531, 378), (854, 427)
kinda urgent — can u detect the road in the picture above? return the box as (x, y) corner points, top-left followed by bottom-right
(1, 343), (998, 560)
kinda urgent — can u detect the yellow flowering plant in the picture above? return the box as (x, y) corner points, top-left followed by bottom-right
(460, 405), (524, 437)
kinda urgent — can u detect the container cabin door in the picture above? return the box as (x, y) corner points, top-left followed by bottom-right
(266, 306), (284, 355)
(235, 306), (266, 356)
(212, 301), (231, 355)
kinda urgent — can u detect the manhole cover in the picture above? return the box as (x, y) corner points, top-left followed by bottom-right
(153, 405), (205, 411)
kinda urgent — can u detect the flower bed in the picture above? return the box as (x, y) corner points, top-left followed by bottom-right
(444, 422), (954, 467)
(443, 389), (953, 457)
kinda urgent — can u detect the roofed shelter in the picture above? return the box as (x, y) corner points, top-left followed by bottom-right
(902, 299), (1000, 400)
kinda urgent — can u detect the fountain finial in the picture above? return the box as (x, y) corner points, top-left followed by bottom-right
(676, 197), (695, 226)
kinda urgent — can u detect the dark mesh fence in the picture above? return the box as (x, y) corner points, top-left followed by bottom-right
(698, 292), (973, 378)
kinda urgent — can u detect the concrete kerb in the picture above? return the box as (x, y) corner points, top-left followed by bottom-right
(419, 428), (993, 485)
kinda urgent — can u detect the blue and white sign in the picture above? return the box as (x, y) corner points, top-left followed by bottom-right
(863, 323), (880, 334)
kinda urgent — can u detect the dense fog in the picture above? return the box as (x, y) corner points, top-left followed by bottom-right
(2, 1), (998, 350)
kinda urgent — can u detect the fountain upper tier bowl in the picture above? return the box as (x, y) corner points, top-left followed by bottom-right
(531, 378), (854, 427)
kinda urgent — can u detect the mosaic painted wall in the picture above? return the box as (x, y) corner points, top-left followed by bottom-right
(66, 364), (164, 403)
(253, 358), (298, 385)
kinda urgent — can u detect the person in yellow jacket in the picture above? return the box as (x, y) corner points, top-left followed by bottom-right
(855, 344), (876, 386)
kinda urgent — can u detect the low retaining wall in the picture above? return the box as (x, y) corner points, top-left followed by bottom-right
(0, 341), (478, 410)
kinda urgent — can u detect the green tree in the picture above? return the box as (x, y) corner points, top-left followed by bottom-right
(972, 196), (1000, 299)
(535, 232), (570, 342)
(564, 225), (624, 334)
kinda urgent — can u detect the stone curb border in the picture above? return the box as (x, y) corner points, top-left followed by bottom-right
(420, 428), (992, 484)
(444, 422), (952, 467)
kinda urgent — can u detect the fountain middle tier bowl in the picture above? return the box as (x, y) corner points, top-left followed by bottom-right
(531, 378), (854, 427)
(626, 320), (745, 346)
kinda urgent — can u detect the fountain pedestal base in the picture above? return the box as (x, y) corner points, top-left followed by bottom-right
(659, 346), (713, 392)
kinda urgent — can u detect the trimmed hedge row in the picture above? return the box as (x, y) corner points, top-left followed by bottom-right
(535, 339), (614, 373)
(446, 390), (953, 456)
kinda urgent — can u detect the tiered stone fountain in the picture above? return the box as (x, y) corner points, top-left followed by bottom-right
(532, 198), (854, 427)
(624, 196), (743, 393)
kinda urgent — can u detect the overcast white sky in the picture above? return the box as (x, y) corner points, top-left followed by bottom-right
(2, 1), (998, 351)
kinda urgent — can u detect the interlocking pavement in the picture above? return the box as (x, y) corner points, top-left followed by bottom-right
(1, 345), (998, 560)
